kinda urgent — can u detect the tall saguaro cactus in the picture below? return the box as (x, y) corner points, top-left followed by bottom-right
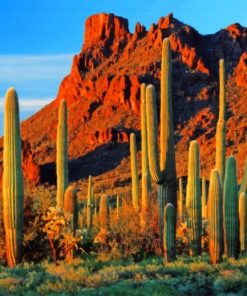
(239, 192), (247, 252)
(186, 140), (201, 256)
(207, 169), (223, 264)
(86, 175), (94, 229)
(146, 38), (177, 241)
(215, 59), (226, 185)
(140, 83), (151, 228)
(178, 178), (183, 221)
(202, 177), (207, 219)
(163, 203), (176, 262)
(239, 158), (247, 195)
(56, 99), (69, 207)
(3, 87), (24, 267)
(130, 133), (139, 210)
(223, 156), (239, 258)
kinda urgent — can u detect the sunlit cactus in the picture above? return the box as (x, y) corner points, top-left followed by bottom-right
(130, 133), (139, 210)
(215, 59), (226, 186)
(207, 169), (223, 264)
(64, 186), (78, 233)
(140, 83), (151, 229)
(223, 156), (239, 258)
(239, 192), (247, 252)
(163, 203), (176, 262)
(146, 40), (176, 241)
(239, 158), (247, 195)
(56, 99), (69, 207)
(99, 194), (109, 229)
(186, 140), (201, 256)
(202, 177), (207, 219)
(116, 195), (121, 220)
(86, 175), (94, 229)
(3, 87), (24, 267)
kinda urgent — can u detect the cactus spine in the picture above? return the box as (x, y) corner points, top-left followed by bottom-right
(163, 203), (176, 262)
(202, 177), (207, 219)
(64, 186), (78, 233)
(86, 175), (94, 229)
(207, 169), (223, 264)
(186, 140), (201, 256)
(239, 192), (247, 252)
(3, 88), (24, 267)
(215, 59), (226, 185)
(223, 156), (239, 258)
(130, 133), (139, 210)
(56, 99), (69, 207)
(140, 83), (151, 228)
(178, 178), (183, 221)
(99, 195), (109, 229)
(146, 38), (177, 242)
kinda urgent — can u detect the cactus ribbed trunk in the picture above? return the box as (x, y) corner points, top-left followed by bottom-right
(86, 175), (94, 229)
(130, 133), (139, 211)
(178, 178), (183, 221)
(239, 192), (247, 252)
(223, 156), (239, 258)
(64, 186), (78, 233)
(116, 195), (121, 220)
(56, 99), (69, 207)
(163, 203), (176, 262)
(215, 59), (226, 186)
(186, 140), (201, 256)
(239, 158), (247, 195)
(202, 177), (207, 219)
(208, 169), (223, 264)
(3, 88), (24, 267)
(99, 195), (109, 229)
(140, 83), (151, 229)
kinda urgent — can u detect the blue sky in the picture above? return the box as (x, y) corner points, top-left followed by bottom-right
(0, 0), (246, 134)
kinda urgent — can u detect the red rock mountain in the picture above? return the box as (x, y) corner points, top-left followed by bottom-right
(0, 13), (246, 196)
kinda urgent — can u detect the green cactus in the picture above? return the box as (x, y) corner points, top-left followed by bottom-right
(64, 186), (78, 233)
(140, 83), (151, 229)
(207, 169), (223, 264)
(163, 203), (176, 262)
(146, 39), (176, 242)
(223, 156), (239, 258)
(86, 175), (94, 229)
(215, 59), (226, 186)
(130, 133), (139, 210)
(3, 87), (24, 267)
(99, 195), (109, 229)
(56, 99), (69, 207)
(239, 192), (247, 252)
(239, 158), (247, 195)
(186, 140), (201, 256)
(178, 178), (183, 222)
(202, 177), (208, 219)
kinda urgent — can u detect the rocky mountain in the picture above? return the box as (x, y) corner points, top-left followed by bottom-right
(0, 13), (246, 197)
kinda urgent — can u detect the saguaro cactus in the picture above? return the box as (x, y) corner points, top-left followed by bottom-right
(86, 175), (94, 229)
(186, 140), (201, 256)
(223, 156), (239, 258)
(202, 177), (207, 219)
(140, 83), (151, 228)
(3, 87), (24, 267)
(99, 195), (109, 229)
(116, 195), (121, 220)
(146, 39), (177, 242)
(178, 178), (183, 222)
(239, 158), (247, 195)
(163, 203), (176, 262)
(56, 99), (69, 207)
(207, 169), (223, 264)
(130, 133), (139, 210)
(239, 192), (247, 252)
(64, 186), (78, 233)
(215, 59), (226, 185)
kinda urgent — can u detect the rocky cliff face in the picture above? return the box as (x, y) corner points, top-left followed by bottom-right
(0, 13), (246, 195)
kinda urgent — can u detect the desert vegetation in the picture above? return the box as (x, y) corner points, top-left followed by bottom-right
(0, 38), (246, 295)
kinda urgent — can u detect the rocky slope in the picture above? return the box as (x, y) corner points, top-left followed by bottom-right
(0, 13), (246, 198)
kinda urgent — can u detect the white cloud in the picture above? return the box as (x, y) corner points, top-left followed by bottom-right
(0, 97), (52, 111)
